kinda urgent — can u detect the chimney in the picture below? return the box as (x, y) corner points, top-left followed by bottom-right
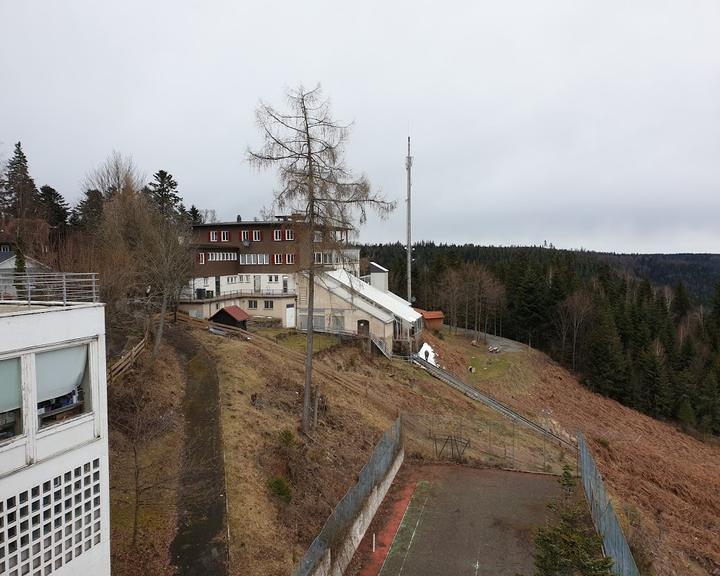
(368, 262), (389, 292)
(236, 215), (242, 222)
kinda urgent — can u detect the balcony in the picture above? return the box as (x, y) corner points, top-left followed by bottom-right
(0, 272), (99, 308)
(179, 287), (296, 302)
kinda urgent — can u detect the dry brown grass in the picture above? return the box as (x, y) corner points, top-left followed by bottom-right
(195, 328), (568, 576)
(109, 344), (184, 576)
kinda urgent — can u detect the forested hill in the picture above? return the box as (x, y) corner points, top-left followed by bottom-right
(361, 243), (720, 304)
(361, 242), (720, 435)
(599, 253), (720, 303)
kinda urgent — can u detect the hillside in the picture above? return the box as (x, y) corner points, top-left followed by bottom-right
(173, 322), (718, 576)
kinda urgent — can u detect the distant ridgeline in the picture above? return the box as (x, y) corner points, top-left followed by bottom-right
(361, 242), (720, 435)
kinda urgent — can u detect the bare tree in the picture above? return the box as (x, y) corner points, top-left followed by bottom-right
(248, 85), (394, 434)
(139, 216), (194, 357)
(109, 371), (175, 546)
(84, 151), (143, 199)
(554, 299), (572, 363)
(565, 289), (593, 371)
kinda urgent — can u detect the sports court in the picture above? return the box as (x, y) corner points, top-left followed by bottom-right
(354, 464), (561, 576)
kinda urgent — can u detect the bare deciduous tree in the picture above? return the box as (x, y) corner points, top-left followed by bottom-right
(565, 289), (593, 370)
(248, 85), (395, 434)
(84, 151), (144, 199)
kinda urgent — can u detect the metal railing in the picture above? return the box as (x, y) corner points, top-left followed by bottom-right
(578, 433), (639, 576)
(412, 355), (576, 450)
(180, 287), (295, 301)
(0, 272), (99, 306)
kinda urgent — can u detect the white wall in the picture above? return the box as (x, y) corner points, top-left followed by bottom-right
(0, 304), (111, 576)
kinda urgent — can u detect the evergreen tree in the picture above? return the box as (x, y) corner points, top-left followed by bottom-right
(3, 142), (39, 221)
(145, 170), (181, 218)
(187, 204), (204, 225)
(37, 185), (69, 228)
(533, 465), (613, 576)
(671, 280), (692, 319)
(69, 189), (104, 230)
(513, 267), (548, 347)
(586, 301), (628, 403)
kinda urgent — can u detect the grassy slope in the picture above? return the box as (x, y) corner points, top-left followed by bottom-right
(431, 330), (720, 576)
(109, 344), (184, 576)
(195, 327), (567, 576)
(196, 323), (719, 576)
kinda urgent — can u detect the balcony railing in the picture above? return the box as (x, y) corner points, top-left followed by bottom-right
(180, 287), (296, 301)
(0, 272), (99, 306)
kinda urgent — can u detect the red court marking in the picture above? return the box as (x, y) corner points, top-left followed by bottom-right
(356, 470), (419, 576)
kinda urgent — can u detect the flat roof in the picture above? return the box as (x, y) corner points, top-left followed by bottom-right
(0, 302), (104, 318)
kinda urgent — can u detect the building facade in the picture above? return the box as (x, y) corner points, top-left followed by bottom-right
(0, 275), (110, 576)
(180, 215), (360, 326)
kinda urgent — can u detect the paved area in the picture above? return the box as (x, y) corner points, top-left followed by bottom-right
(358, 465), (560, 576)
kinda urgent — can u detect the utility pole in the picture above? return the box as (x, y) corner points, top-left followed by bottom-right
(406, 136), (413, 304)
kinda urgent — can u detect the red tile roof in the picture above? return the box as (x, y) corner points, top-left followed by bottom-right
(217, 305), (250, 322)
(413, 308), (445, 320)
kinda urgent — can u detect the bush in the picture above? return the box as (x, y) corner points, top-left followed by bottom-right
(268, 475), (292, 504)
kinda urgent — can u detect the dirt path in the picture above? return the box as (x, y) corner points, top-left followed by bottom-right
(167, 325), (228, 576)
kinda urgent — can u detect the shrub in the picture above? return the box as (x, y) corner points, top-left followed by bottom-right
(268, 475), (292, 504)
(595, 437), (611, 450)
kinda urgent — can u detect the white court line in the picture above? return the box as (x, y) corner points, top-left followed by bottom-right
(397, 496), (429, 576)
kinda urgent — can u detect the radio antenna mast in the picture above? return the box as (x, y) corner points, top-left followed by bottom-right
(406, 136), (413, 303)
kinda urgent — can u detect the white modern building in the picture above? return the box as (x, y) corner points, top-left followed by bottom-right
(0, 273), (110, 576)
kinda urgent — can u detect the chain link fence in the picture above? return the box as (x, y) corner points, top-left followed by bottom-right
(292, 418), (403, 576)
(578, 433), (639, 576)
(403, 412), (575, 475)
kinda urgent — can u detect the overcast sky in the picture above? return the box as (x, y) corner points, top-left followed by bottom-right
(1, 1), (719, 253)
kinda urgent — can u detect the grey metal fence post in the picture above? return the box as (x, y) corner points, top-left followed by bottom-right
(62, 273), (67, 306)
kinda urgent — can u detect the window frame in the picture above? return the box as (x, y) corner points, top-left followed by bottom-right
(248, 299), (258, 309)
(252, 230), (261, 242)
(273, 229), (282, 241)
(199, 253), (205, 265)
(264, 300), (274, 310)
(241, 230), (249, 241)
(221, 230), (230, 242)
(286, 253), (295, 265)
(210, 231), (218, 242)
(285, 229), (294, 241)
(273, 254), (282, 265)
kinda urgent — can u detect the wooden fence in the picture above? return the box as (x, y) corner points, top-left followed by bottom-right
(107, 330), (150, 382)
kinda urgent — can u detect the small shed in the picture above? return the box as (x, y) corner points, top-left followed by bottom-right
(414, 308), (445, 332)
(209, 305), (250, 330)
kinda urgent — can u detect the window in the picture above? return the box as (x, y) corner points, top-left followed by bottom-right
(204, 277), (210, 286)
(0, 244), (10, 252)
(264, 300), (274, 310)
(285, 229), (294, 241)
(323, 252), (332, 265)
(258, 254), (269, 265)
(221, 230), (229, 242)
(210, 231), (218, 242)
(286, 253), (295, 265)
(241, 230), (249, 241)
(313, 231), (322, 243)
(248, 300), (258, 309)
(227, 276), (237, 284)
(199, 253), (205, 265)
(268, 275), (279, 283)
(314, 252), (322, 264)
(36, 345), (92, 429)
(244, 275), (251, 283)
(273, 230), (282, 241)
(273, 254), (282, 265)
(0, 357), (23, 441)
(252, 230), (261, 242)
